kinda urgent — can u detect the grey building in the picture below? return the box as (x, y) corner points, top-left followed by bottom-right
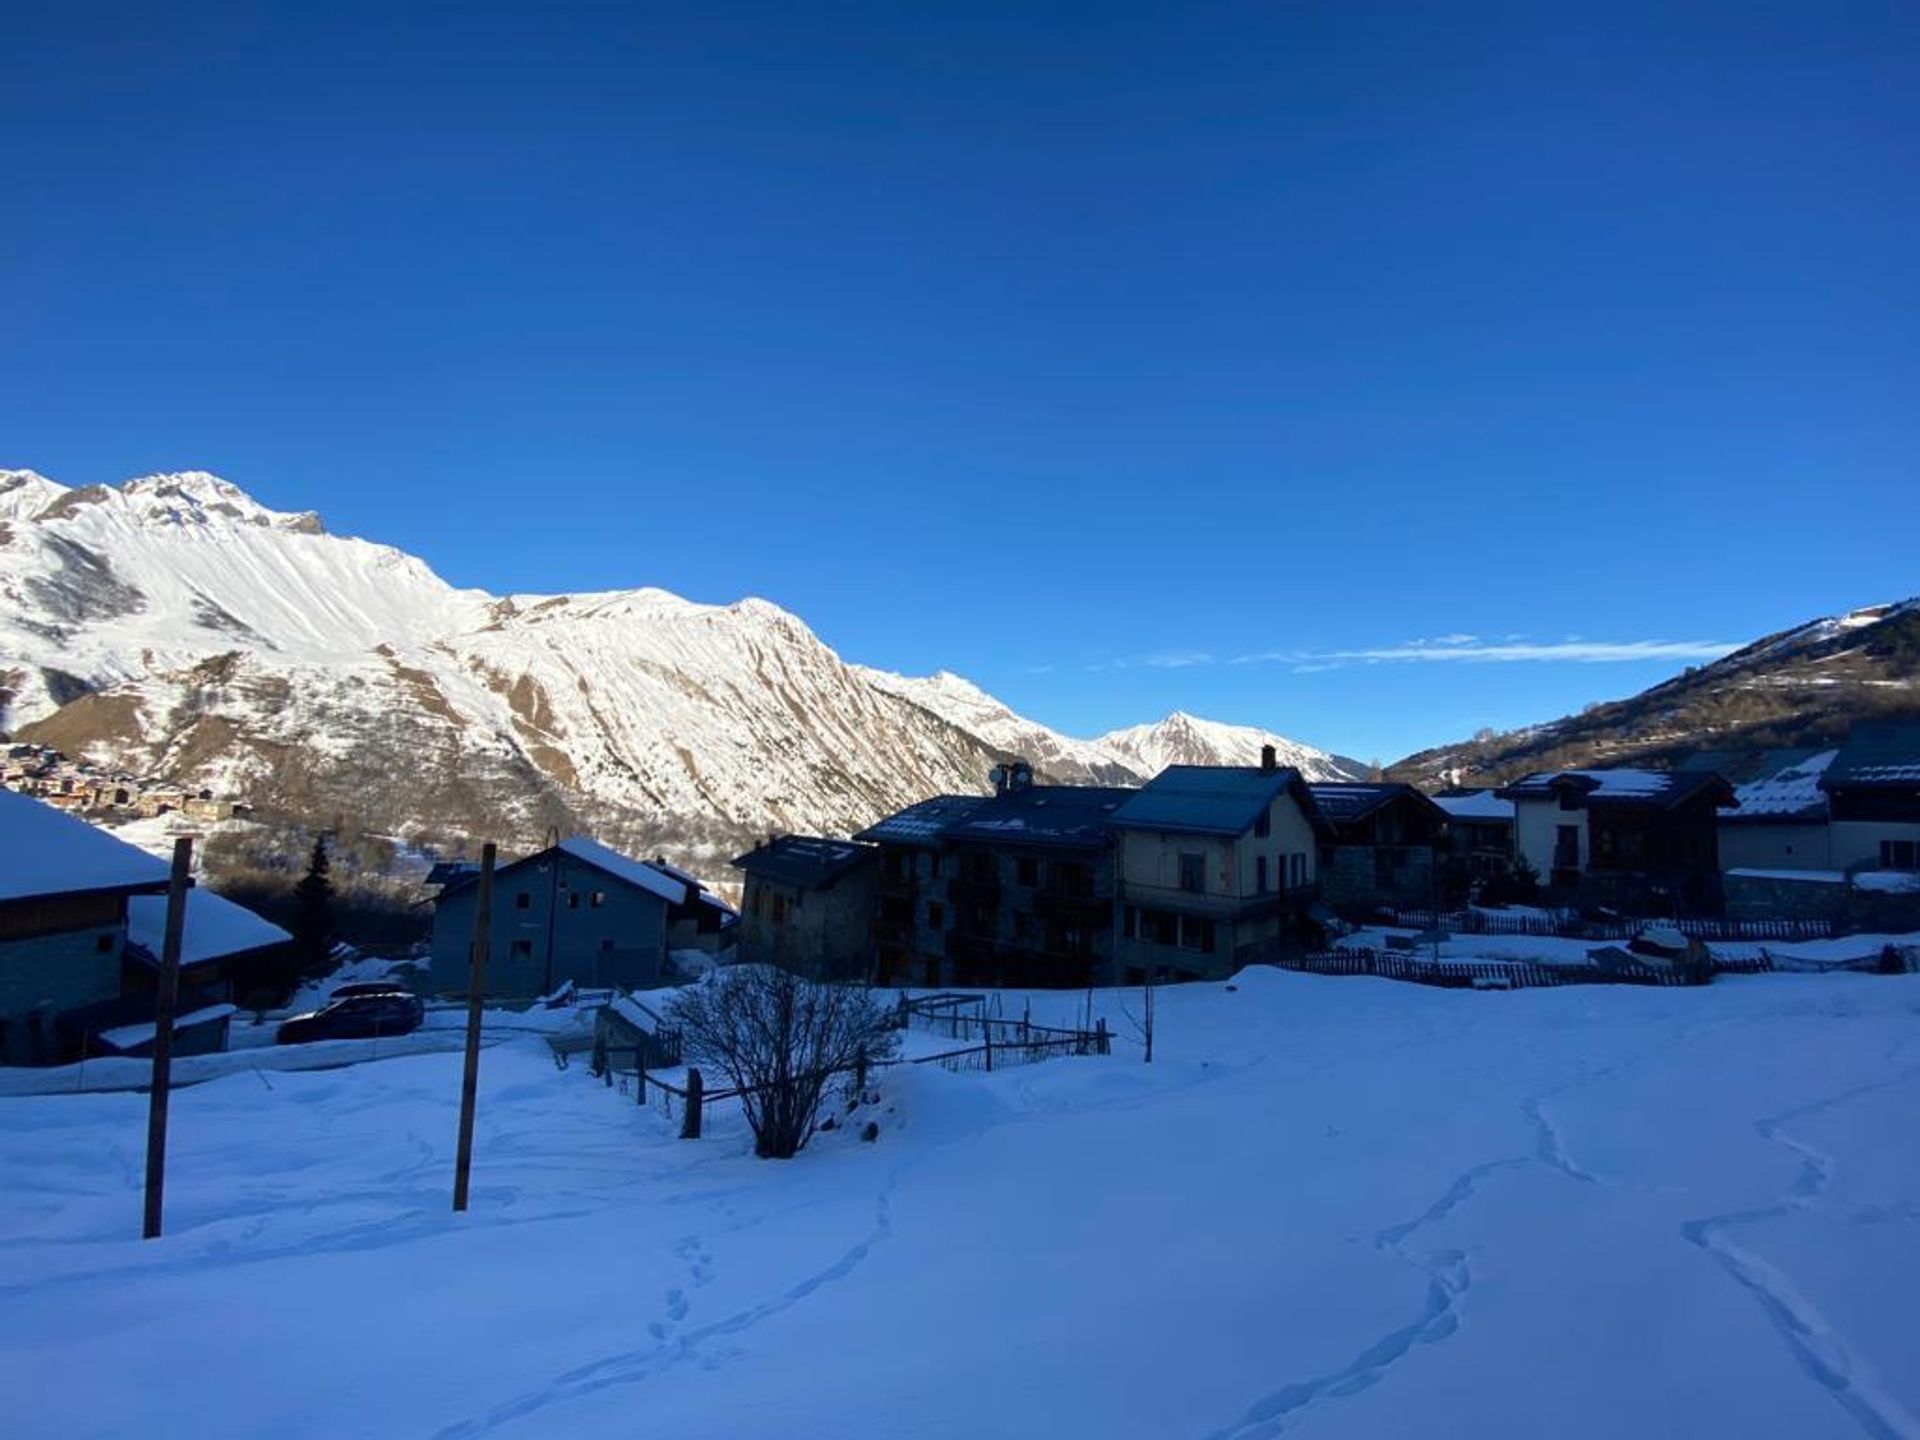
(858, 765), (1130, 989)
(0, 787), (172, 1064)
(429, 836), (687, 997)
(731, 835), (877, 981)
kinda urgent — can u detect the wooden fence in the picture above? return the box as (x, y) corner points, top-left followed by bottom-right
(1283, 946), (1712, 991)
(1375, 908), (1841, 943)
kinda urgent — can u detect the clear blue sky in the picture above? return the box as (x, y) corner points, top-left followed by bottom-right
(4, 3), (1916, 763)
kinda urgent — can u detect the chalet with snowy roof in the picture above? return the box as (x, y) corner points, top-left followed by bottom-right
(1497, 768), (1735, 915)
(857, 763), (1130, 988)
(428, 836), (688, 998)
(0, 789), (287, 1064)
(1109, 748), (1320, 981)
(0, 788), (171, 1062)
(1712, 749), (1839, 872)
(1433, 790), (1516, 887)
(731, 835), (877, 981)
(1822, 720), (1920, 874)
(1304, 782), (1450, 913)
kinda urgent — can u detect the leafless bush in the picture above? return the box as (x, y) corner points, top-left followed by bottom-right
(670, 967), (900, 1159)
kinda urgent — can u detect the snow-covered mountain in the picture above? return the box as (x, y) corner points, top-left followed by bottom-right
(0, 468), (1358, 867)
(1097, 711), (1366, 780)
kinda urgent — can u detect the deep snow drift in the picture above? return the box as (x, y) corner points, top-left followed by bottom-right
(3, 970), (1918, 1439)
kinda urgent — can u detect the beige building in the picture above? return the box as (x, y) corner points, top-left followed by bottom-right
(1110, 749), (1319, 981)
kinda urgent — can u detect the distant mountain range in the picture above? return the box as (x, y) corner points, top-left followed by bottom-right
(1390, 599), (1920, 787)
(0, 468), (1362, 874)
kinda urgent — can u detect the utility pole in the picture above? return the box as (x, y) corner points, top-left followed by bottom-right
(142, 837), (193, 1239)
(453, 842), (495, 1212)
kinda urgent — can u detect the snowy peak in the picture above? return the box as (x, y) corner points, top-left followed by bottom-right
(0, 470), (66, 524)
(1097, 711), (1366, 781)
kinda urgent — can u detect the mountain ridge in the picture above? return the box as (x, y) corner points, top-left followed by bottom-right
(0, 468), (1358, 872)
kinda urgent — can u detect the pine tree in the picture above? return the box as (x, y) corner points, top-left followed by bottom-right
(291, 834), (336, 975)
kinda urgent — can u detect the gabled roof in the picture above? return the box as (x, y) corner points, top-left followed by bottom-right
(1109, 765), (1306, 837)
(732, 834), (878, 888)
(437, 836), (689, 905)
(127, 889), (292, 967)
(1823, 719), (1920, 790)
(0, 788), (174, 904)
(1432, 790), (1515, 823)
(943, 786), (1133, 851)
(1304, 782), (1448, 831)
(1722, 750), (1836, 823)
(1498, 769), (1736, 810)
(554, 837), (689, 903)
(855, 795), (990, 846)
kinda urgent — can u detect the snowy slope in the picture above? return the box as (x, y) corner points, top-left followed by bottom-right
(4, 969), (1918, 1438)
(0, 468), (1357, 863)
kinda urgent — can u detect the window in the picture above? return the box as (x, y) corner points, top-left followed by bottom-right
(1177, 915), (1215, 953)
(515, 891), (531, 910)
(965, 852), (995, 883)
(1017, 856), (1039, 886)
(96, 933), (115, 953)
(929, 852), (943, 878)
(1375, 848), (1401, 887)
(568, 892), (580, 909)
(509, 939), (532, 961)
(1178, 853), (1205, 893)
(1555, 825), (1580, 868)
(1254, 809), (1271, 839)
(771, 894), (789, 925)
(928, 902), (946, 929)
(591, 891), (606, 908)
(1056, 862), (1091, 897)
(1289, 853), (1307, 889)
(1255, 855), (1268, 894)
(1884, 840), (1918, 870)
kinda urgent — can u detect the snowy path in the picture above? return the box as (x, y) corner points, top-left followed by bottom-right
(3, 970), (1919, 1438)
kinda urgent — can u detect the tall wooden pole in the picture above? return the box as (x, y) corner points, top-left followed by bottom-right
(142, 837), (193, 1240)
(453, 843), (495, 1212)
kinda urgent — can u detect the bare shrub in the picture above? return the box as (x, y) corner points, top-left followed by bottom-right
(670, 967), (900, 1159)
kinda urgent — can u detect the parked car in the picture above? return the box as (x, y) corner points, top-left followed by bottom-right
(277, 991), (426, 1045)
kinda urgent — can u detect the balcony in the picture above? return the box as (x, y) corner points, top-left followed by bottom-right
(877, 869), (916, 900)
(947, 874), (1001, 907)
(1032, 888), (1110, 925)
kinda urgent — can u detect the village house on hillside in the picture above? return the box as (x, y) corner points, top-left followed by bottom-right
(428, 836), (695, 997)
(1109, 749), (1320, 981)
(0, 788), (288, 1065)
(1498, 768), (1735, 915)
(1305, 781), (1450, 913)
(1, 743), (245, 823)
(857, 764), (1130, 988)
(731, 835), (877, 981)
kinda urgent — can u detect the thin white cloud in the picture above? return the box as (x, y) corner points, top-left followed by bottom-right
(1238, 637), (1740, 668)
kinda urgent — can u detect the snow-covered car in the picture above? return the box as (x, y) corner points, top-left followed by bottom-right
(277, 992), (425, 1045)
(330, 981), (415, 1002)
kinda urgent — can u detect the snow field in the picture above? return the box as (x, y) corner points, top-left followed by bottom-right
(2, 969), (1918, 1438)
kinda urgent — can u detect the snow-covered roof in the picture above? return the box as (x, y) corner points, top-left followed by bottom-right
(1303, 782), (1446, 828)
(1825, 720), (1920, 789)
(732, 834), (876, 887)
(97, 1003), (238, 1053)
(1723, 750), (1836, 822)
(856, 795), (990, 846)
(1433, 791), (1515, 822)
(0, 788), (173, 904)
(555, 837), (688, 904)
(127, 889), (292, 966)
(1500, 769), (1731, 809)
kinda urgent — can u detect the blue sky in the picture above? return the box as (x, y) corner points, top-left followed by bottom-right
(4, 2), (1915, 763)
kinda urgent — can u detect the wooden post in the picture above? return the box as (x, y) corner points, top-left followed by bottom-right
(142, 837), (193, 1240)
(983, 1025), (993, 1072)
(1096, 1017), (1109, 1056)
(680, 1067), (702, 1139)
(636, 1047), (647, 1106)
(453, 842), (495, 1212)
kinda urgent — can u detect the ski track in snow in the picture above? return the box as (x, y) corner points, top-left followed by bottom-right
(1680, 1059), (1920, 1440)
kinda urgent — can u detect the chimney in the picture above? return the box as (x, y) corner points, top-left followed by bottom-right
(1261, 744), (1277, 773)
(1009, 761), (1033, 793)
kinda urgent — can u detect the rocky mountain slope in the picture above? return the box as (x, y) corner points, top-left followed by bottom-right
(0, 469), (1355, 872)
(1389, 599), (1920, 787)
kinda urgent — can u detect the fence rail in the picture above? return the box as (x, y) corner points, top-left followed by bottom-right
(1375, 908), (1842, 943)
